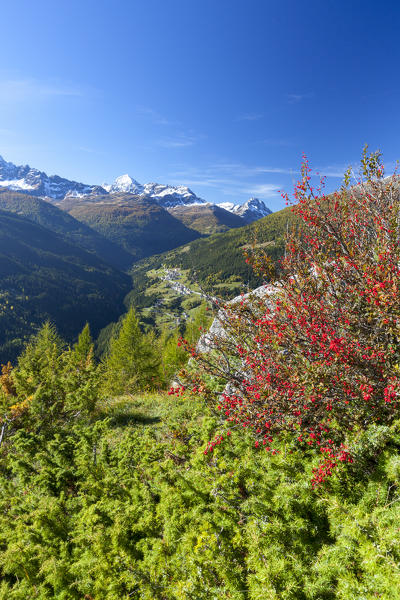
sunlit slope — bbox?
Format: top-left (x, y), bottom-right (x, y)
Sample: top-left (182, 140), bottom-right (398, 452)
top-left (168, 203), bottom-right (246, 234)
top-left (66, 194), bottom-right (202, 260)
top-left (127, 207), bottom-right (294, 327)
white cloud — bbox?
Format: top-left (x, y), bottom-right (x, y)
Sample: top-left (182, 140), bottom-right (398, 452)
top-left (76, 146), bottom-right (106, 156)
top-left (157, 133), bottom-right (205, 148)
top-left (0, 128), bottom-right (15, 135)
top-left (174, 177), bottom-right (238, 189)
top-left (236, 112), bottom-right (263, 121)
top-left (286, 93), bottom-right (313, 104)
top-left (157, 137), bottom-right (195, 148)
top-left (314, 164), bottom-right (350, 178)
top-left (0, 79), bottom-right (84, 103)
top-left (136, 106), bottom-right (174, 126)
top-left (243, 183), bottom-right (281, 198)
top-left (166, 162), bottom-right (285, 202)
top-left (200, 162), bottom-right (295, 177)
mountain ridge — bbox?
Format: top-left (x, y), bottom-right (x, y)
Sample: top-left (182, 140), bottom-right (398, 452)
top-left (218, 197), bottom-right (272, 223)
top-left (0, 155), bottom-right (272, 222)
top-left (65, 193), bottom-right (202, 260)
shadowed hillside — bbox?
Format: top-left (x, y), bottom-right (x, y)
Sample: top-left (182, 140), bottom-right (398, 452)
top-left (0, 209), bottom-right (131, 361)
top-left (0, 189), bottom-right (134, 270)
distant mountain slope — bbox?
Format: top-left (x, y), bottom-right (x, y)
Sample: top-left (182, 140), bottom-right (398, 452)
top-left (0, 156), bottom-right (207, 207)
top-left (104, 174), bottom-right (206, 207)
top-left (0, 157), bottom-right (273, 228)
top-left (218, 197), bottom-right (272, 223)
top-left (0, 155), bottom-right (106, 199)
top-left (0, 209), bottom-right (131, 362)
top-left (168, 203), bottom-right (246, 234)
top-left (65, 193), bottom-right (202, 260)
top-left (0, 189), bottom-right (134, 270)
top-left (127, 207), bottom-right (295, 329)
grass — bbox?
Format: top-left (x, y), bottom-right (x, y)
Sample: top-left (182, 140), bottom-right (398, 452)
top-left (97, 393), bottom-right (165, 435)
top-left (95, 391), bottom-right (218, 471)
top-left (96, 391), bottom-right (207, 442)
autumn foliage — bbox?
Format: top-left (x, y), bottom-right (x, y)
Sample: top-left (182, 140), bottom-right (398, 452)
top-left (188, 149), bottom-right (400, 484)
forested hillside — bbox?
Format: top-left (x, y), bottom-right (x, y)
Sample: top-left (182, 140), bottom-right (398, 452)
top-left (168, 202), bottom-right (246, 234)
top-left (127, 206), bottom-right (294, 329)
top-left (0, 209), bottom-right (130, 361)
top-left (0, 187), bottom-right (284, 361)
top-left (64, 194), bottom-right (202, 260)
top-left (0, 189), bottom-right (134, 270)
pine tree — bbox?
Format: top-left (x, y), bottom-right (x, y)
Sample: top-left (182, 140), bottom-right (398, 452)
top-left (72, 322), bottom-right (93, 366)
top-left (102, 307), bottom-right (160, 396)
top-left (9, 322), bottom-right (66, 430)
top-left (184, 302), bottom-right (211, 345)
top-left (159, 325), bottom-right (187, 384)
top-left (63, 322), bottom-right (99, 415)
top-left (13, 321), bottom-right (64, 397)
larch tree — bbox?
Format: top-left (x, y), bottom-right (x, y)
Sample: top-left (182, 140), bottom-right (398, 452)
top-left (102, 306), bottom-right (160, 396)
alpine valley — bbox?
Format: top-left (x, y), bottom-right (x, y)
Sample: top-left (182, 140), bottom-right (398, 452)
top-left (0, 155), bottom-right (276, 360)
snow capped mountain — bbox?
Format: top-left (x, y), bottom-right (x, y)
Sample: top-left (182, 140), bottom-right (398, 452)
top-left (0, 156), bottom-right (271, 222)
top-left (234, 197), bottom-right (272, 222)
top-left (104, 174), bottom-right (206, 207)
top-left (0, 155), bottom-right (106, 200)
top-left (142, 182), bottom-right (205, 207)
top-left (103, 174), bottom-right (143, 195)
top-left (218, 202), bottom-right (236, 212)
top-left (217, 197), bottom-right (272, 223)
top-left (0, 156), bottom-right (206, 207)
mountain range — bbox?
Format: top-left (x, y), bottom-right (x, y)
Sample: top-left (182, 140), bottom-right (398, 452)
top-left (218, 197), bottom-right (272, 223)
top-left (0, 155), bottom-right (272, 221)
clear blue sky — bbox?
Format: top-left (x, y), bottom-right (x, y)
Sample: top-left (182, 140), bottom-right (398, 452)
top-left (1, 0), bottom-right (399, 210)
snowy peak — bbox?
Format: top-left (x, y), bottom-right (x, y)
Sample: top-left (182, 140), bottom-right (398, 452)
top-left (104, 174), bottom-right (144, 194)
top-left (142, 182), bottom-right (205, 207)
top-left (0, 156), bottom-right (106, 200)
top-left (0, 156), bottom-right (270, 222)
top-left (218, 202), bottom-right (236, 212)
top-left (0, 156), bottom-right (206, 207)
top-left (236, 197), bottom-right (272, 222)
top-left (103, 174), bottom-right (206, 207)
top-left (217, 197), bottom-right (272, 223)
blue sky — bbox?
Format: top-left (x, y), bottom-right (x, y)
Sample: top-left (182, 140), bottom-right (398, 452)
top-left (1, 0), bottom-right (399, 210)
